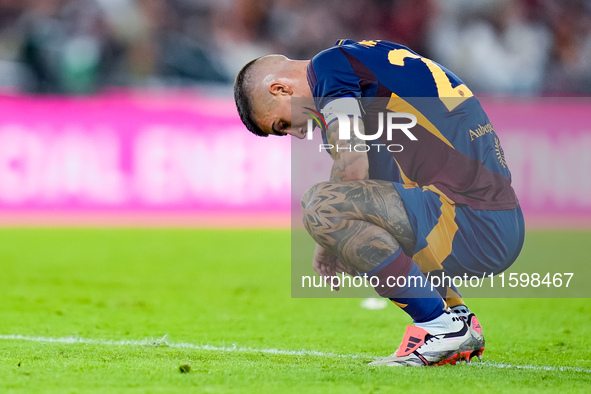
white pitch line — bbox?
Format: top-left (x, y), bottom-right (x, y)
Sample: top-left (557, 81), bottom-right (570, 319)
top-left (466, 361), bottom-right (591, 374)
top-left (1, 334), bottom-right (590, 374)
top-left (0, 334), bottom-right (362, 359)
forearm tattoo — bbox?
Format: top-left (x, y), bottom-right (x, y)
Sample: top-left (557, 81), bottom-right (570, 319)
top-left (326, 118), bottom-right (369, 181)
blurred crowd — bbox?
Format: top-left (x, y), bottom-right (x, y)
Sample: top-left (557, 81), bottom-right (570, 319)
top-left (0, 0), bottom-right (590, 95)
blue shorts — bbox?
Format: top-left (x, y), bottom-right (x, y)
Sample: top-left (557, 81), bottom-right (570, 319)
top-left (393, 183), bottom-right (525, 277)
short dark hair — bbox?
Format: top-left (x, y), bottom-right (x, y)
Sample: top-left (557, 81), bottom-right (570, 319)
top-left (234, 58), bottom-right (268, 137)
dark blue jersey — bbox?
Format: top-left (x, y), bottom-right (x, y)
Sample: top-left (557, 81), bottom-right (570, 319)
top-left (306, 39), bottom-right (518, 210)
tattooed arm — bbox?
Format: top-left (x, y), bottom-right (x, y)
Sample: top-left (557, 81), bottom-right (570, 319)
top-left (326, 118), bottom-right (369, 181)
top-left (312, 117), bottom-right (369, 284)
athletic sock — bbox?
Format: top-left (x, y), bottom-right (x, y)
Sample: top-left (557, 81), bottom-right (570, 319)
top-left (415, 309), bottom-right (464, 335)
top-left (363, 248), bottom-right (446, 324)
top-left (425, 269), bottom-right (464, 307)
top-left (444, 287), bottom-right (465, 309)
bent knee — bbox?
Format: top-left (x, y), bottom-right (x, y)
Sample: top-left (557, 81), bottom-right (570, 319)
top-left (301, 181), bottom-right (354, 210)
top-left (300, 181), bottom-right (345, 230)
top-left (301, 182), bottom-right (328, 211)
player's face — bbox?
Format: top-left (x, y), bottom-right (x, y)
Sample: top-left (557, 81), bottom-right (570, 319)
top-left (255, 94), bottom-right (310, 139)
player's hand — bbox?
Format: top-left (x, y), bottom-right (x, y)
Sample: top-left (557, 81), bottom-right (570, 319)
top-left (312, 244), bottom-right (355, 290)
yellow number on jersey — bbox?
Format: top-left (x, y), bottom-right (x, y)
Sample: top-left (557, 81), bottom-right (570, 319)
top-left (358, 40), bottom-right (380, 47)
top-left (388, 49), bottom-right (473, 111)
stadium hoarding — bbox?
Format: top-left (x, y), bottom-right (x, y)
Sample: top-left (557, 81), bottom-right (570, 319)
top-left (483, 98), bottom-right (591, 227)
top-left (290, 97), bottom-right (591, 298)
top-left (0, 92), bottom-right (291, 226)
top-left (0, 92), bottom-right (589, 230)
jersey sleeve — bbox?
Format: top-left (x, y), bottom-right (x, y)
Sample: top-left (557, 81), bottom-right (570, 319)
top-left (308, 43), bottom-right (363, 110)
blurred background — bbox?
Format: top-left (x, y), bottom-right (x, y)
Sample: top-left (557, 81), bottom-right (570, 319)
top-left (0, 0), bottom-right (589, 227)
top-left (0, 0), bottom-right (590, 95)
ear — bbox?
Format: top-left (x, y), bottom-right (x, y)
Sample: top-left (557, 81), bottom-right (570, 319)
top-left (269, 79), bottom-right (293, 96)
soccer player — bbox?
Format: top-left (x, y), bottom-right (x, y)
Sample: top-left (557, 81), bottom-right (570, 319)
top-left (233, 39), bottom-right (524, 366)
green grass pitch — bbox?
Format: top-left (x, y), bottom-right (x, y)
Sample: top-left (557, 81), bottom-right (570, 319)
top-left (1, 228), bottom-right (590, 393)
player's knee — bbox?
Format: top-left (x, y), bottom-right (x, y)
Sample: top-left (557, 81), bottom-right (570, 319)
top-left (301, 182), bottom-right (326, 212)
top-left (301, 182), bottom-right (335, 231)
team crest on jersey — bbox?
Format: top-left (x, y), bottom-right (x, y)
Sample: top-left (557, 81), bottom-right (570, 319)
top-left (495, 137), bottom-right (507, 168)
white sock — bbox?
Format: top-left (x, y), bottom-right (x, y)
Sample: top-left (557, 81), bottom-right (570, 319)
top-left (415, 310), bottom-right (464, 336)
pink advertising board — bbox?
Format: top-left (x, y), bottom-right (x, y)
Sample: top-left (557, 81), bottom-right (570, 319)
top-left (0, 93), bottom-right (588, 227)
top-left (482, 98), bottom-right (591, 227)
top-left (0, 92), bottom-right (291, 226)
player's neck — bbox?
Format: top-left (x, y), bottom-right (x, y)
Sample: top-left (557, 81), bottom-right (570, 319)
top-left (288, 60), bottom-right (312, 97)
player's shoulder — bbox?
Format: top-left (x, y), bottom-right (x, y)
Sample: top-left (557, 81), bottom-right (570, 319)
top-left (308, 41), bottom-right (354, 84)
top-left (332, 39), bottom-right (407, 49)
top-left (310, 40), bottom-right (348, 65)
top-left (312, 39), bottom-right (414, 64)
